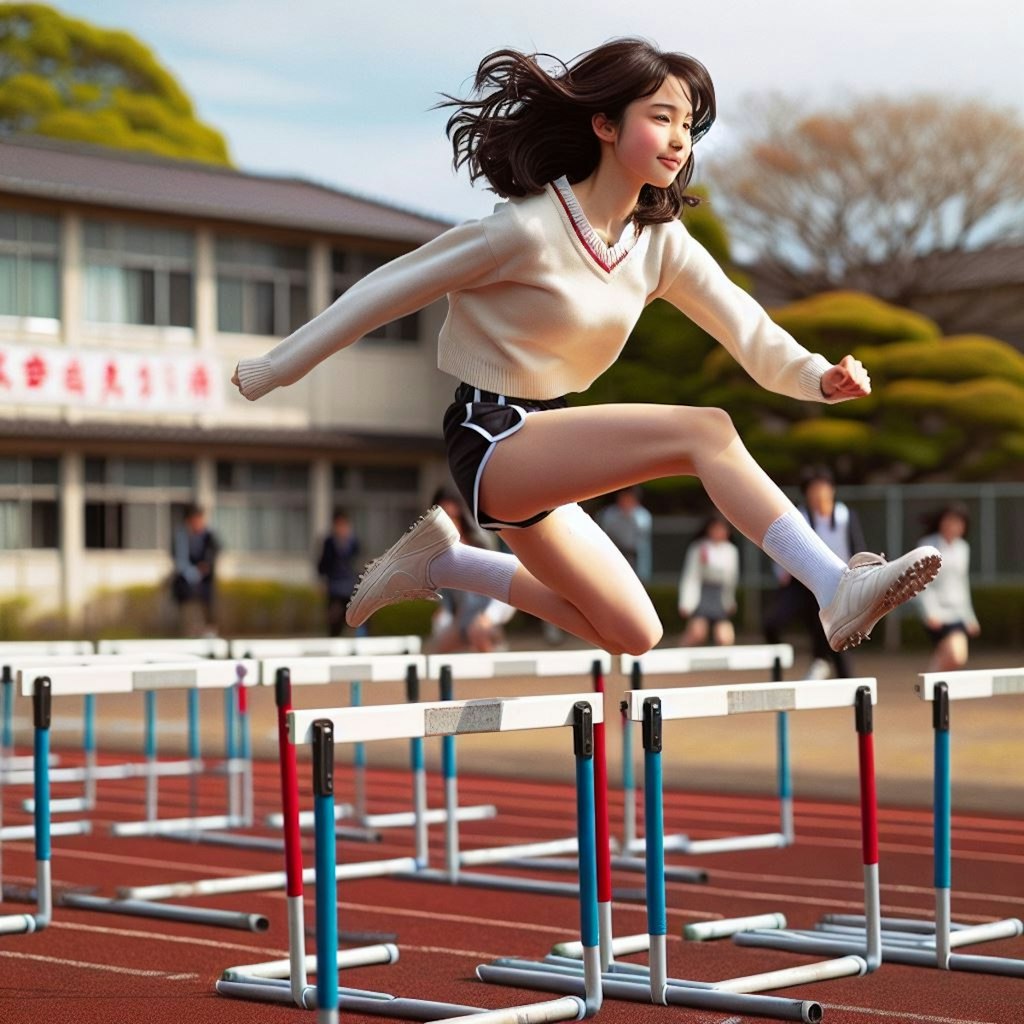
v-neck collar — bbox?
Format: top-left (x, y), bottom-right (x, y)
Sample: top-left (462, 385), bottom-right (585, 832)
top-left (549, 176), bottom-right (643, 275)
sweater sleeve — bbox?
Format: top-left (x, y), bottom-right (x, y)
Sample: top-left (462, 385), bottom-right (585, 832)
top-left (235, 219), bottom-right (502, 400)
top-left (658, 226), bottom-right (846, 405)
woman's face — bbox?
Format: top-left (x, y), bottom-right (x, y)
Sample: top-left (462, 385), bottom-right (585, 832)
top-left (707, 519), bottom-right (728, 542)
top-left (600, 75), bottom-right (694, 190)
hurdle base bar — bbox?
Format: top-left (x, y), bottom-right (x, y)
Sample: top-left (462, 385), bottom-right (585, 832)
top-left (735, 930), bottom-right (1024, 977)
top-left (218, 978), bottom-right (485, 1018)
top-left (221, 943), bottom-right (400, 981)
top-left (626, 831), bottom-right (789, 856)
top-left (59, 892), bottom-right (270, 932)
top-left (121, 854), bottom-right (420, 902)
top-left (501, 854), bottom-right (707, 886)
top-left (263, 802), bottom-right (494, 831)
top-left (111, 813), bottom-right (246, 837)
top-left (459, 836), bottom-right (579, 868)
top-left (404, 867), bottom-right (645, 902)
top-left (5, 758), bottom-right (201, 786)
top-left (0, 820), bottom-right (91, 842)
top-left (477, 963), bottom-right (821, 1023)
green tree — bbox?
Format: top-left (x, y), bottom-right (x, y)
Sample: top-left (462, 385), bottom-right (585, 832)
top-left (0, 3), bottom-right (230, 164)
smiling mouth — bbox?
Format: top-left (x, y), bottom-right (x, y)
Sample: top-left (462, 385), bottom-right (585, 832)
top-left (658, 157), bottom-right (681, 169)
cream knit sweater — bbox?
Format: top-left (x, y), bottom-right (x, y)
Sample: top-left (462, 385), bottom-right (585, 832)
top-left (235, 176), bottom-right (838, 404)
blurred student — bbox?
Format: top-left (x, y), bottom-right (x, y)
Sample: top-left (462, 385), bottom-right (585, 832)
top-left (317, 508), bottom-right (361, 637)
top-left (429, 488), bottom-right (514, 653)
top-left (917, 502), bottom-right (979, 671)
top-left (598, 486), bottom-right (653, 582)
top-left (763, 466), bottom-right (865, 678)
top-left (171, 504), bottom-right (219, 637)
top-left (677, 513), bottom-right (739, 646)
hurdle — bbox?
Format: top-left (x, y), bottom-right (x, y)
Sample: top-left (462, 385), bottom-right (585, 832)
top-left (620, 644), bottom-right (795, 857)
top-left (0, 676), bottom-right (54, 936)
top-left (125, 654), bottom-right (434, 903)
top-left (402, 651), bottom-right (619, 901)
top-left (484, 677), bottom-right (882, 1023)
top-left (744, 667), bottom-right (1024, 977)
top-left (216, 664), bottom-right (407, 1010)
top-left (1, 640), bottom-right (93, 771)
top-left (290, 690), bottom-right (603, 1024)
top-left (13, 662), bottom-right (266, 933)
top-left (95, 637), bottom-right (246, 833)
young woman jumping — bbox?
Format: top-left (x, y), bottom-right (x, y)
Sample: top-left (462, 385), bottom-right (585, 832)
top-left (233, 37), bottom-right (940, 655)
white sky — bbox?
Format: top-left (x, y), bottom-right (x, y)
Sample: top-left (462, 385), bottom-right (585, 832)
top-left (59, 0), bottom-right (1024, 224)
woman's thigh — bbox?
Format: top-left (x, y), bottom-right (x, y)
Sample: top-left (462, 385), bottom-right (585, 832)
top-left (480, 403), bottom-right (731, 525)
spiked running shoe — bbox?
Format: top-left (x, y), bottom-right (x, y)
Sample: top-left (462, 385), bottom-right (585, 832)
top-left (819, 546), bottom-right (942, 653)
top-left (345, 506), bottom-right (459, 628)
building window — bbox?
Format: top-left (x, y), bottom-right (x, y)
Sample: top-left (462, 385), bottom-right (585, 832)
top-left (215, 237), bottom-right (308, 336)
top-left (332, 463), bottom-right (421, 557)
top-left (0, 208), bottom-right (60, 320)
top-left (332, 249), bottom-right (420, 342)
top-left (82, 220), bottom-right (194, 328)
top-left (215, 459), bottom-right (309, 552)
top-left (83, 457), bottom-right (195, 550)
top-left (0, 456), bottom-right (59, 549)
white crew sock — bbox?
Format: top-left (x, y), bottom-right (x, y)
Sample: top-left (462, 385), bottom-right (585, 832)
top-left (762, 509), bottom-right (847, 608)
top-left (430, 542), bottom-right (518, 603)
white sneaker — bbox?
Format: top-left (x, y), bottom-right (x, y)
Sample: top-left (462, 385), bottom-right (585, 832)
top-left (819, 546), bottom-right (941, 652)
top-left (807, 658), bottom-right (833, 680)
top-left (345, 507), bottom-right (459, 628)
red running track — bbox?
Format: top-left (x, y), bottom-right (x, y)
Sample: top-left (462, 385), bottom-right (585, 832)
top-left (0, 752), bottom-right (1020, 1024)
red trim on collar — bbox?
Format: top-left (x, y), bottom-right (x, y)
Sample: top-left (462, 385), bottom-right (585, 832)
top-left (552, 184), bottom-right (632, 273)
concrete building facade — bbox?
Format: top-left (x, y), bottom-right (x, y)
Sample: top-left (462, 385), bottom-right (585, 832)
top-left (0, 137), bottom-right (461, 627)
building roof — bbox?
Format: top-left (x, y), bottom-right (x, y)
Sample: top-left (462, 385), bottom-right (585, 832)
top-left (0, 135), bottom-right (455, 243)
top-left (0, 416), bottom-right (445, 455)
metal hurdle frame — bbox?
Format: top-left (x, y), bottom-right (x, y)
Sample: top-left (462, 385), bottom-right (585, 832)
top-left (620, 644), bottom-right (796, 858)
top-left (14, 662), bottom-right (267, 933)
top-left (290, 690), bottom-right (603, 1024)
top-left (7, 652), bottom-right (213, 819)
top-left (125, 654), bottom-right (436, 904)
top-left (95, 637), bottom-right (248, 834)
top-left (0, 677), bottom-right (54, 936)
top-left (216, 665), bottom-right (408, 1012)
top-left (748, 667), bottom-right (1024, 977)
top-left (411, 650), bottom-right (654, 915)
top-left (1, 640), bottom-right (93, 771)
top-left (479, 677), bottom-right (861, 1023)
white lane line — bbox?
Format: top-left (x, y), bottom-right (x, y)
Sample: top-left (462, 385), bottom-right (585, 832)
top-left (0, 949), bottom-right (198, 980)
top-left (822, 1003), bottom-right (1002, 1024)
top-left (51, 921), bottom-right (287, 957)
top-left (400, 943), bottom-right (508, 960)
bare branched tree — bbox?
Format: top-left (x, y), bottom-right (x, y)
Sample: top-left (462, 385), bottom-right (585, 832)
top-left (706, 95), bottom-right (1024, 304)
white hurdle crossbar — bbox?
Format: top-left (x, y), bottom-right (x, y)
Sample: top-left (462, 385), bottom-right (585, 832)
top-left (289, 691), bottom-right (602, 1024)
top-left (761, 667), bottom-right (1024, 977)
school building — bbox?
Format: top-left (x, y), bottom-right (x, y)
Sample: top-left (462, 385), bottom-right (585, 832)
top-left (0, 136), bottom-right (460, 627)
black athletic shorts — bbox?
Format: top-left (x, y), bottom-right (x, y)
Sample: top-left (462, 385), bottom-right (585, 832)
top-left (925, 621), bottom-right (968, 645)
top-left (442, 382), bottom-right (568, 531)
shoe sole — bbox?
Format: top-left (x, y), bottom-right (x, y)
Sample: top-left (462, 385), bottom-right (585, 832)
top-left (829, 552), bottom-right (942, 653)
top-left (345, 509), bottom-right (445, 628)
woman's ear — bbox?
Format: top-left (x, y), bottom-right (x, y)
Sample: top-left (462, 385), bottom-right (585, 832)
top-left (591, 112), bottom-right (617, 142)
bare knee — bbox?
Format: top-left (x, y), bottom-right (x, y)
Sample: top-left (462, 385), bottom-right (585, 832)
top-left (690, 406), bottom-right (737, 450)
top-left (595, 607), bottom-right (663, 657)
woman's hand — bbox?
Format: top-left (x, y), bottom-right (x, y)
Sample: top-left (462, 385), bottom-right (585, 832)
top-left (821, 355), bottom-right (871, 399)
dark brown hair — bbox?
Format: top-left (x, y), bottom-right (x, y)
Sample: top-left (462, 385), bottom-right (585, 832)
top-left (438, 38), bottom-right (716, 226)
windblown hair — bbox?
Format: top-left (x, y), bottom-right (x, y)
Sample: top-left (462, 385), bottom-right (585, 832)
top-left (438, 38), bottom-right (716, 226)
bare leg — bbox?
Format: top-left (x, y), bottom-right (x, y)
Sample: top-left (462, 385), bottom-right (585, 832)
top-left (482, 404), bottom-right (790, 546)
top-left (681, 617), bottom-right (710, 646)
top-left (929, 630), bottom-right (968, 672)
top-left (713, 619), bottom-right (736, 646)
top-left (500, 504), bottom-right (662, 655)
